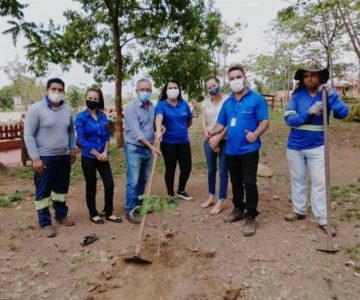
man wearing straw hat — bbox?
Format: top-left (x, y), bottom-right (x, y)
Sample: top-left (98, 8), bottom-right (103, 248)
top-left (284, 63), bottom-right (349, 236)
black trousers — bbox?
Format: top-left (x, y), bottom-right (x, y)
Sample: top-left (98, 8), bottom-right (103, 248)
top-left (81, 156), bottom-right (114, 218)
top-left (226, 151), bottom-right (259, 219)
top-left (160, 142), bottom-right (192, 196)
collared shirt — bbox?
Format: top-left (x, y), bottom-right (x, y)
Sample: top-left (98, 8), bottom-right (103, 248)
top-left (284, 87), bottom-right (349, 150)
top-left (124, 98), bottom-right (155, 146)
top-left (217, 89), bottom-right (269, 155)
top-left (75, 109), bottom-right (110, 159)
top-left (155, 98), bottom-right (192, 144)
top-left (45, 96), bottom-right (64, 108)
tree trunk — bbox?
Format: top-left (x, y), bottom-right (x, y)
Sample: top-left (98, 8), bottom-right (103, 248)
top-left (336, 0), bottom-right (360, 61)
top-left (106, 0), bottom-right (124, 148)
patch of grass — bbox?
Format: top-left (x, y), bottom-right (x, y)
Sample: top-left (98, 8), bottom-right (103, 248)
top-left (193, 160), bottom-right (207, 170)
top-left (0, 191), bottom-right (24, 207)
top-left (70, 160), bottom-right (84, 183)
top-left (6, 166), bottom-right (33, 180)
top-left (78, 276), bottom-right (90, 286)
top-left (332, 183), bottom-right (360, 222)
top-left (269, 110), bottom-right (285, 124)
top-left (346, 244), bottom-right (360, 261)
top-left (8, 241), bottom-right (18, 251)
top-left (24, 259), bottom-right (48, 278)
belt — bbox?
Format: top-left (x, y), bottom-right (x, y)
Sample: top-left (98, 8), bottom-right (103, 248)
top-left (126, 142), bottom-right (147, 149)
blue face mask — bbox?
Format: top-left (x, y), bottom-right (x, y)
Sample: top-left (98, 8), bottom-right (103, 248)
top-left (209, 86), bottom-right (220, 96)
top-left (138, 92), bottom-right (151, 103)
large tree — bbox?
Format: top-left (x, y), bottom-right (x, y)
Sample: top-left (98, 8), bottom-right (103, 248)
top-left (277, 1), bottom-right (343, 84)
top-left (3, 0), bottom-right (221, 146)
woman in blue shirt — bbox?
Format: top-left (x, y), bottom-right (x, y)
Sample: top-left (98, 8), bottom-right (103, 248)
top-left (75, 88), bottom-right (121, 224)
top-left (155, 80), bottom-right (193, 200)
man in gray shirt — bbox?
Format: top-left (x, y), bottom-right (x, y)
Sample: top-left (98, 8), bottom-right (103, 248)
top-left (24, 78), bottom-right (76, 237)
top-left (124, 78), bottom-right (160, 224)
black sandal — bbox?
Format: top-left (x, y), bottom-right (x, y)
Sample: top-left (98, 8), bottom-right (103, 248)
top-left (81, 234), bottom-right (99, 246)
top-left (90, 215), bottom-right (104, 224)
top-left (105, 215), bottom-right (122, 223)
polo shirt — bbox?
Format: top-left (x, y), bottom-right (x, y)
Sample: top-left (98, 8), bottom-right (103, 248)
top-left (155, 99), bottom-right (192, 144)
top-left (217, 89), bottom-right (269, 155)
top-left (75, 109), bottom-right (110, 159)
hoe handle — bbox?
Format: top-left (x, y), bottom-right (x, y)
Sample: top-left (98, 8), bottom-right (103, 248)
top-left (134, 141), bottom-right (160, 256)
top-left (322, 88), bottom-right (333, 248)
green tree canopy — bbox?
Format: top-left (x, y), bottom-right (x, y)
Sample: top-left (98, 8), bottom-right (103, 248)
top-left (3, 0), bottom-right (222, 146)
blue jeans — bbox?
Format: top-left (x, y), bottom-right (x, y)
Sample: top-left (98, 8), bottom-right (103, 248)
top-left (287, 146), bottom-right (327, 225)
top-left (204, 140), bottom-right (228, 200)
top-left (125, 143), bottom-right (152, 213)
top-left (34, 155), bottom-right (71, 227)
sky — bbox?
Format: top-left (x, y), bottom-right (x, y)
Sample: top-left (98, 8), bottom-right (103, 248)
top-left (0, 0), bottom-right (289, 97)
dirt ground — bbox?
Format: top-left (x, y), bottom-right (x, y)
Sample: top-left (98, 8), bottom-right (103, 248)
top-left (1, 117), bottom-right (360, 300)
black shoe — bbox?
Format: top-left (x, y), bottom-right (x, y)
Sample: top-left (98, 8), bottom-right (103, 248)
top-left (176, 191), bottom-right (192, 201)
top-left (126, 211), bottom-right (141, 224)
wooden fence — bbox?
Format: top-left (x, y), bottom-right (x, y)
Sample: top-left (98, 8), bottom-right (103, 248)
top-left (0, 123), bottom-right (30, 165)
top-left (262, 94), bottom-right (288, 112)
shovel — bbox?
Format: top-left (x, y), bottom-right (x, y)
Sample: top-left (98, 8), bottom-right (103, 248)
top-left (124, 142), bottom-right (161, 264)
top-left (316, 88), bottom-right (340, 254)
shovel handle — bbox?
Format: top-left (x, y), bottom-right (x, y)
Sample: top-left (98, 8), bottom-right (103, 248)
top-left (134, 141), bottom-right (161, 256)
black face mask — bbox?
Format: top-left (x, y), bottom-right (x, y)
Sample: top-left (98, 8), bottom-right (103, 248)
top-left (86, 100), bottom-right (99, 110)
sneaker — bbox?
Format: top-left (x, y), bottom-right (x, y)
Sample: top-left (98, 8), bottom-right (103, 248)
top-left (319, 224), bottom-right (337, 237)
top-left (223, 207), bottom-right (244, 223)
top-left (176, 191), bottom-right (193, 201)
top-left (284, 212), bottom-right (306, 222)
top-left (243, 218), bottom-right (256, 237)
top-left (126, 211), bottom-right (141, 224)
top-left (42, 225), bottom-right (56, 238)
top-left (57, 216), bottom-right (75, 226)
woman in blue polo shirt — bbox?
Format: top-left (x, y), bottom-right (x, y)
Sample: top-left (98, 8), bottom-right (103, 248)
top-left (155, 80), bottom-right (193, 200)
top-left (75, 88), bottom-right (121, 224)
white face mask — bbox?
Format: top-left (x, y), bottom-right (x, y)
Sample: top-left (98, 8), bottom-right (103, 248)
top-left (48, 92), bottom-right (65, 103)
top-left (230, 79), bottom-right (245, 93)
top-left (167, 88), bottom-right (180, 99)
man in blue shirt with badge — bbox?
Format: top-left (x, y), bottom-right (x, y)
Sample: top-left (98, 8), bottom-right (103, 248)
top-left (124, 78), bottom-right (160, 224)
top-left (209, 65), bottom-right (269, 236)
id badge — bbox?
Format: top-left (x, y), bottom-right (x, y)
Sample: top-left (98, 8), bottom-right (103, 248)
top-left (230, 118), bottom-right (236, 127)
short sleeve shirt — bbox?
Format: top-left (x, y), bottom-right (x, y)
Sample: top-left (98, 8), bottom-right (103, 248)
top-left (217, 89), bottom-right (269, 155)
top-left (155, 99), bottom-right (192, 144)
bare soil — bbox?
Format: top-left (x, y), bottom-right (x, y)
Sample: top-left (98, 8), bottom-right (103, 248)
top-left (1, 118), bottom-right (360, 300)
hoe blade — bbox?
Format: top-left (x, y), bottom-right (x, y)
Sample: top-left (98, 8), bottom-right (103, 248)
top-left (123, 255), bottom-right (152, 264)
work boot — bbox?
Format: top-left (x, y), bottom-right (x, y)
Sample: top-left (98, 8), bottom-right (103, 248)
top-left (284, 212), bottom-right (306, 222)
top-left (243, 218), bottom-right (256, 237)
top-left (223, 207), bottom-right (243, 223)
top-left (319, 224), bottom-right (337, 237)
top-left (42, 225), bottom-right (56, 238)
top-left (57, 216), bottom-right (75, 226)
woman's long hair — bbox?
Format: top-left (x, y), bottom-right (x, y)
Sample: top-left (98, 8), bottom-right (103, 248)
top-left (159, 80), bottom-right (182, 101)
top-left (85, 88), bottom-right (104, 110)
